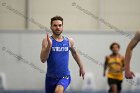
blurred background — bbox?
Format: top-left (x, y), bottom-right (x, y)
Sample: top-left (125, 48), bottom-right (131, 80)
top-left (0, 0), bottom-right (140, 93)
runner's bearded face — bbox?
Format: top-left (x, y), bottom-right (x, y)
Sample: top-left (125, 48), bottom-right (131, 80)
top-left (51, 20), bottom-right (63, 36)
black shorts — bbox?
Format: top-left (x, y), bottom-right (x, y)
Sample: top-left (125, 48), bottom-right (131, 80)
top-left (108, 78), bottom-right (123, 91)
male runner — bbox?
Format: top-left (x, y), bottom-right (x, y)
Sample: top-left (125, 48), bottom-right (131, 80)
top-left (40, 16), bottom-right (85, 93)
top-left (125, 30), bottom-right (140, 79)
top-left (103, 42), bottom-right (125, 93)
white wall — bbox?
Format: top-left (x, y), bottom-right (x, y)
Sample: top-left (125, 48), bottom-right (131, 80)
top-left (100, 0), bottom-right (140, 30)
top-left (0, 30), bottom-right (140, 91)
top-left (0, 0), bottom-right (26, 29)
top-left (0, 0), bottom-right (140, 30)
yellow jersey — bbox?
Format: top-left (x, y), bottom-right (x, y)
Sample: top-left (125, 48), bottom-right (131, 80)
top-left (107, 55), bottom-right (124, 80)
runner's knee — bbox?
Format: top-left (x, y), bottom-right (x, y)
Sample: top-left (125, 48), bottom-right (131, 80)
top-left (55, 85), bottom-right (64, 93)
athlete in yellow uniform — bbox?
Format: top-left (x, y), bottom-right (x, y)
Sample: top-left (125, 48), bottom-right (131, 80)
top-left (103, 42), bottom-right (125, 93)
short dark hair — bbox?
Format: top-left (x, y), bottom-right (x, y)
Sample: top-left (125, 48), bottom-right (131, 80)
top-left (110, 42), bottom-right (120, 50)
top-left (50, 16), bottom-right (63, 26)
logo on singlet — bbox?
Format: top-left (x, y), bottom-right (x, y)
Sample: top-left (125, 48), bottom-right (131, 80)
top-left (52, 47), bottom-right (69, 51)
